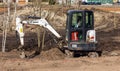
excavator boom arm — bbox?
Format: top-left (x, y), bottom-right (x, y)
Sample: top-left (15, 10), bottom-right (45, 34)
top-left (16, 16), bottom-right (61, 46)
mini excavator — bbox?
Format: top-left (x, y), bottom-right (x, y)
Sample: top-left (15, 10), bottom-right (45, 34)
top-left (16, 10), bottom-right (99, 58)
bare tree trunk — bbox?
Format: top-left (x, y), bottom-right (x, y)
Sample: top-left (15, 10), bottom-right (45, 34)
top-left (37, 27), bottom-right (41, 51)
top-left (2, 2), bottom-right (6, 52)
top-left (42, 28), bottom-right (46, 50)
top-left (2, 0), bottom-right (11, 52)
top-left (7, 0), bottom-right (10, 29)
top-left (32, 0), bottom-right (44, 52)
top-left (66, 0), bottom-right (67, 5)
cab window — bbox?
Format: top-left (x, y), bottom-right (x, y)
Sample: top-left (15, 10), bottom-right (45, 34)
top-left (72, 13), bottom-right (83, 28)
top-left (85, 12), bottom-right (93, 28)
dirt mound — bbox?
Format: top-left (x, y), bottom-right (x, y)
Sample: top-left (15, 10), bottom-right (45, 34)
top-left (39, 48), bottom-right (65, 60)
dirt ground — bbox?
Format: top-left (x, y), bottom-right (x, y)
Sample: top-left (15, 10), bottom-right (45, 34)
top-left (0, 5), bottom-right (120, 71)
top-left (0, 52), bottom-right (120, 71)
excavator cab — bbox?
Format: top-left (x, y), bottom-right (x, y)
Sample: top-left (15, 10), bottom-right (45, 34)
top-left (65, 10), bottom-right (98, 57)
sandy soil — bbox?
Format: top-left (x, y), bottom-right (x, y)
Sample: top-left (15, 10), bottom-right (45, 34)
top-left (0, 52), bottom-right (120, 71)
